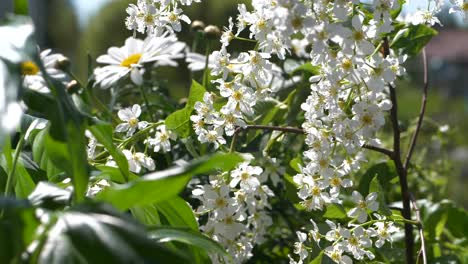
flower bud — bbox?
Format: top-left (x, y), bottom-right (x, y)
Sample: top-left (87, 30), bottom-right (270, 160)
top-left (191, 20), bottom-right (205, 32)
top-left (66, 80), bottom-right (80, 94)
top-left (55, 56), bottom-right (71, 71)
top-left (203, 25), bottom-right (221, 39)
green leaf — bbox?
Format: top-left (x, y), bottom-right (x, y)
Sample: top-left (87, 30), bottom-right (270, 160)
top-left (149, 227), bottom-right (231, 261)
top-left (155, 197), bottom-right (198, 230)
top-left (89, 123), bottom-right (129, 181)
top-left (358, 161), bottom-right (397, 196)
top-left (323, 204), bottom-right (347, 219)
top-left (391, 24), bottom-right (438, 57)
top-left (95, 165), bottom-right (138, 183)
top-left (27, 182), bottom-right (71, 209)
top-left (309, 251), bottom-right (324, 264)
top-left (28, 203), bottom-right (189, 264)
top-left (289, 157), bottom-right (302, 173)
top-left (165, 108), bottom-right (192, 138)
top-left (43, 126), bottom-right (89, 201)
top-left (390, 0), bottom-right (406, 19)
top-left (369, 177), bottom-right (392, 216)
top-left (96, 153), bottom-right (243, 210)
top-left (131, 204), bottom-right (161, 226)
top-left (165, 80), bottom-right (206, 138)
top-left (290, 62), bottom-right (321, 76)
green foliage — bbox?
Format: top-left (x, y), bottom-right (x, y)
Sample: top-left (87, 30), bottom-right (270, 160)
top-left (89, 123), bottom-right (130, 180)
top-left (165, 80), bottom-right (206, 138)
top-left (391, 24), bottom-right (438, 57)
top-left (96, 152), bottom-right (243, 210)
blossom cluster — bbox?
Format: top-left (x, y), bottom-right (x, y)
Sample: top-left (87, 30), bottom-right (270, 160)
top-left (125, 0), bottom-right (201, 35)
top-left (192, 160), bottom-right (274, 263)
top-left (291, 213), bottom-right (400, 264)
top-left (11, 0), bottom-right (462, 262)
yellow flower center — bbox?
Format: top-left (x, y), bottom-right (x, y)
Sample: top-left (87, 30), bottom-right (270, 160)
top-left (291, 17), bottom-right (303, 29)
top-left (168, 13), bottom-right (178, 22)
top-left (331, 177), bottom-right (342, 186)
top-left (342, 58), bottom-right (353, 71)
top-left (121, 53), bottom-right (142, 68)
top-left (353, 31), bottom-right (365, 41)
top-left (241, 172), bottom-right (250, 180)
top-left (128, 118), bottom-right (139, 127)
top-left (21, 61), bottom-right (40, 76)
top-left (463, 3), bottom-right (468, 11)
top-left (215, 198), bottom-right (226, 208)
top-left (233, 91), bottom-right (243, 101)
top-left (160, 133), bottom-right (169, 141)
top-left (312, 186), bottom-right (321, 196)
top-left (359, 200), bottom-right (367, 209)
top-left (361, 114), bottom-right (373, 126)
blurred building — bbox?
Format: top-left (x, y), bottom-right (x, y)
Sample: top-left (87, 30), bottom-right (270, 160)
top-left (426, 29), bottom-right (468, 99)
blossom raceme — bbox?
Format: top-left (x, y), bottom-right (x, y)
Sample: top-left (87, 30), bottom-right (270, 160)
top-left (94, 34), bottom-right (185, 89)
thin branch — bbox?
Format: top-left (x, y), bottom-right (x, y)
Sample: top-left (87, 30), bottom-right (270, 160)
top-left (362, 144), bottom-right (394, 158)
top-left (383, 37), bottom-right (414, 264)
top-left (404, 48), bottom-right (429, 170)
top-left (410, 193), bottom-right (427, 264)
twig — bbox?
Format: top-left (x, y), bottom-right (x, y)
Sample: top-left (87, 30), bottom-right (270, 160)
top-left (404, 48), bottom-right (429, 170)
top-left (362, 144), bottom-right (394, 158)
top-left (410, 193), bottom-right (427, 264)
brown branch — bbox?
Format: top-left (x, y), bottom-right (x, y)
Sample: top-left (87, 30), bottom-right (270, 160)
top-left (410, 193), bottom-right (427, 264)
top-left (404, 48), bottom-right (429, 170)
top-left (383, 37), bottom-right (415, 264)
top-left (362, 144), bottom-right (394, 158)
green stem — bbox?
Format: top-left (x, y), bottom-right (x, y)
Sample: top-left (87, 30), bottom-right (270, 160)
top-left (202, 41), bottom-right (211, 88)
top-left (139, 85), bottom-right (155, 122)
top-left (4, 136), bottom-right (25, 197)
top-left (234, 36), bottom-right (257, 43)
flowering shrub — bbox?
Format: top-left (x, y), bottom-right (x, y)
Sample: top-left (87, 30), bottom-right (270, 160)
top-left (0, 0), bottom-right (467, 263)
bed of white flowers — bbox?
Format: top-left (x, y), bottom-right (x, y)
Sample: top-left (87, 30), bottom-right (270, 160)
top-left (0, 0), bottom-right (467, 263)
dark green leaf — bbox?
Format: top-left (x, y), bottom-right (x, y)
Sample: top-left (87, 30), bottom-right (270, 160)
top-left (27, 182), bottom-right (71, 209)
top-left (358, 161), bottom-right (397, 196)
top-left (96, 153), bottom-right (243, 210)
top-left (156, 196), bottom-right (198, 230)
top-left (30, 203), bottom-right (188, 264)
top-left (391, 24), bottom-right (437, 57)
top-left (149, 227), bottom-right (231, 260)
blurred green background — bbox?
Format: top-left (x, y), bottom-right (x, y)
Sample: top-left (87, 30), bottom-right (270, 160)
top-left (4, 0), bottom-right (468, 207)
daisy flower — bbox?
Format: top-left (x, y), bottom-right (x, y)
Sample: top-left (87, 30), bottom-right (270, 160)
top-left (94, 34), bottom-right (185, 89)
top-left (21, 49), bottom-right (69, 93)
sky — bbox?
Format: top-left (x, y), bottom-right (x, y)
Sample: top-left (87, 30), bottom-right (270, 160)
top-left (70, 0), bottom-right (462, 28)
top-left (71, 0), bottom-right (111, 27)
